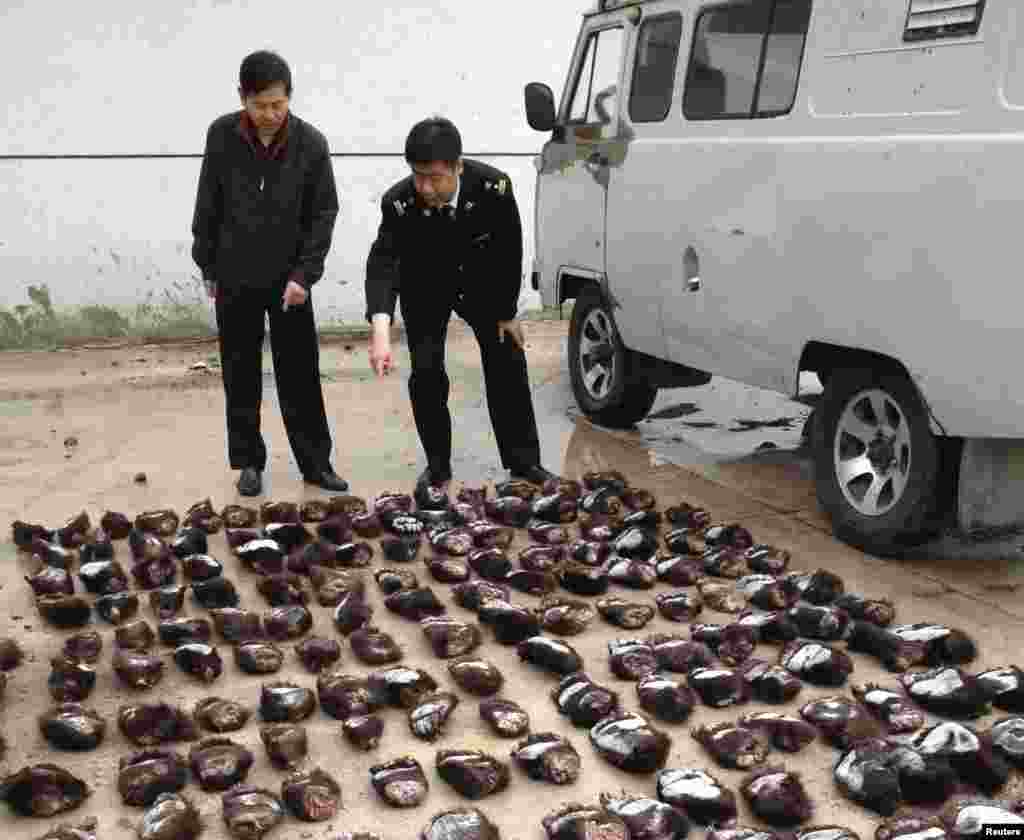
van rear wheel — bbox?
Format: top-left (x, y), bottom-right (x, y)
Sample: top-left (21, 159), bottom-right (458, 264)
top-left (812, 367), bottom-right (940, 556)
top-left (568, 286), bottom-right (658, 429)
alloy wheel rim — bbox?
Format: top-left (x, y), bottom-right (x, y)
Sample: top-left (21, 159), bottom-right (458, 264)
top-left (833, 388), bottom-right (912, 517)
top-left (578, 307), bottom-right (617, 401)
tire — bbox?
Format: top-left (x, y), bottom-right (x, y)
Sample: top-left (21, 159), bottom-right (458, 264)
top-left (812, 367), bottom-right (940, 556)
top-left (800, 404), bottom-right (819, 446)
top-left (568, 285), bottom-right (658, 429)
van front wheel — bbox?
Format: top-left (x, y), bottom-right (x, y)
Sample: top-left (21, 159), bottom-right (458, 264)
top-left (812, 367), bottom-right (940, 556)
top-left (568, 286), bottom-right (658, 429)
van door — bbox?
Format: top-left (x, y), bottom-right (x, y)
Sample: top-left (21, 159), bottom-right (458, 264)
top-left (659, 0), bottom-right (814, 390)
top-left (604, 3), bottom-right (685, 361)
top-left (535, 11), bottom-right (629, 303)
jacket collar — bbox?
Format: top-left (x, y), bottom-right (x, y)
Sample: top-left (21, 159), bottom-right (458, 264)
top-left (446, 176), bottom-right (461, 212)
top-left (237, 111), bottom-right (290, 159)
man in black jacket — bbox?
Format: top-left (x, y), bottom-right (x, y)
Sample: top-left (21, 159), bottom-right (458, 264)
top-left (365, 117), bottom-right (558, 490)
top-left (192, 50), bottom-right (348, 497)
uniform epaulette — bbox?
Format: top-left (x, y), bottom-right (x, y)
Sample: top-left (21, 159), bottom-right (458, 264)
top-left (384, 176), bottom-right (417, 217)
top-left (392, 195), bottom-right (415, 216)
top-left (484, 177), bottom-right (509, 196)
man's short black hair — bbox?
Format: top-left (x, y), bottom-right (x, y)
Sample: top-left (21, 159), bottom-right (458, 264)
top-left (405, 117), bottom-right (462, 168)
top-left (239, 50), bottom-right (292, 98)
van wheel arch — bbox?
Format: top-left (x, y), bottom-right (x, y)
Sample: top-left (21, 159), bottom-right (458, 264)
top-left (559, 272), bottom-right (599, 307)
top-left (799, 341), bottom-right (912, 390)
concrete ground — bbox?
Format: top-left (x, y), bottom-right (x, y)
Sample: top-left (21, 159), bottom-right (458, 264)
top-left (0, 319), bottom-right (1021, 839)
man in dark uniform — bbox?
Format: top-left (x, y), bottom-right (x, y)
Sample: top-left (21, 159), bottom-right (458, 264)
top-left (365, 117), bottom-right (558, 490)
top-left (191, 50), bottom-right (349, 497)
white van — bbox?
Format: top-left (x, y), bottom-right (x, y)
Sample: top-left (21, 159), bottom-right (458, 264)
top-left (523, 0), bottom-right (1024, 554)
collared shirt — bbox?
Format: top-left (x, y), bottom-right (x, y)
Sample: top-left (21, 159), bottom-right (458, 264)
top-left (237, 111), bottom-right (290, 160)
top-left (445, 176), bottom-right (461, 214)
top-left (420, 176), bottom-right (461, 218)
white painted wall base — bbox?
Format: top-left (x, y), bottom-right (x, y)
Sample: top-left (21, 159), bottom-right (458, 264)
top-left (0, 156), bottom-right (541, 324)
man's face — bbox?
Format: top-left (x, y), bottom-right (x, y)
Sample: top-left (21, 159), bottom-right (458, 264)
top-left (240, 82), bottom-right (290, 137)
top-left (411, 159), bottom-right (463, 208)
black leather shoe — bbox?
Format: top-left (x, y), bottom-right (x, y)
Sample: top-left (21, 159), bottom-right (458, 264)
top-left (237, 467), bottom-right (262, 497)
top-left (510, 464), bottom-right (560, 485)
top-left (416, 466), bottom-right (452, 489)
top-left (303, 467), bottom-right (350, 492)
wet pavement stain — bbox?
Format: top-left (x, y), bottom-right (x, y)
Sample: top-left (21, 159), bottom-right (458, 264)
top-left (729, 417), bottom-right (797, 432)
top-left (646, 402), bottom-right (701, 420)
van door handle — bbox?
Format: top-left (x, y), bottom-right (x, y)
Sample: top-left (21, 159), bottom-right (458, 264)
top-left (587, 151), bottom-right (608, 166)
top-left (683, 246), bottom-right (701, 291)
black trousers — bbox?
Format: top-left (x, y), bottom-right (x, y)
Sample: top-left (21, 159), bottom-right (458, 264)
top-left (215, 285), bottom-right (332, 476)
top-left (400, 292), bottom-right (541, 475)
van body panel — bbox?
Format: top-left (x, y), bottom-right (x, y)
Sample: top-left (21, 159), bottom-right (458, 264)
top-left (533, 0), bottom-right (1024, 438)
top-left (604, 0), bottom-right (685, 361)
top-left (534, 149), bottom-right (607, 306)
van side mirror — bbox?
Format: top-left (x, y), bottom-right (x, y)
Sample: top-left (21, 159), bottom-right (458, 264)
top-left (524, 82), bottom-right (556, 132)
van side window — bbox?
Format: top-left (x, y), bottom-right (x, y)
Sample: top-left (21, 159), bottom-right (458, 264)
top-left (683, 0), bottom-right (812, 120)
top-left (630, 14), bottom-right (684, 123)
top-left (758, 0), bottom-right (814, 113)
top-left (567, 27), bottom-right (625, 131)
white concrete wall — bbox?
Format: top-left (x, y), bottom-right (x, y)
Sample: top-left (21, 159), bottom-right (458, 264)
top-left (1, 0), bottom-right (584, 323)
top-left (0, 156), bottom-right (541, 324)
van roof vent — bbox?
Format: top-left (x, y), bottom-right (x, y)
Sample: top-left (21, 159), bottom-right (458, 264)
top-left (904, 0), bottom-right (985, 41)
